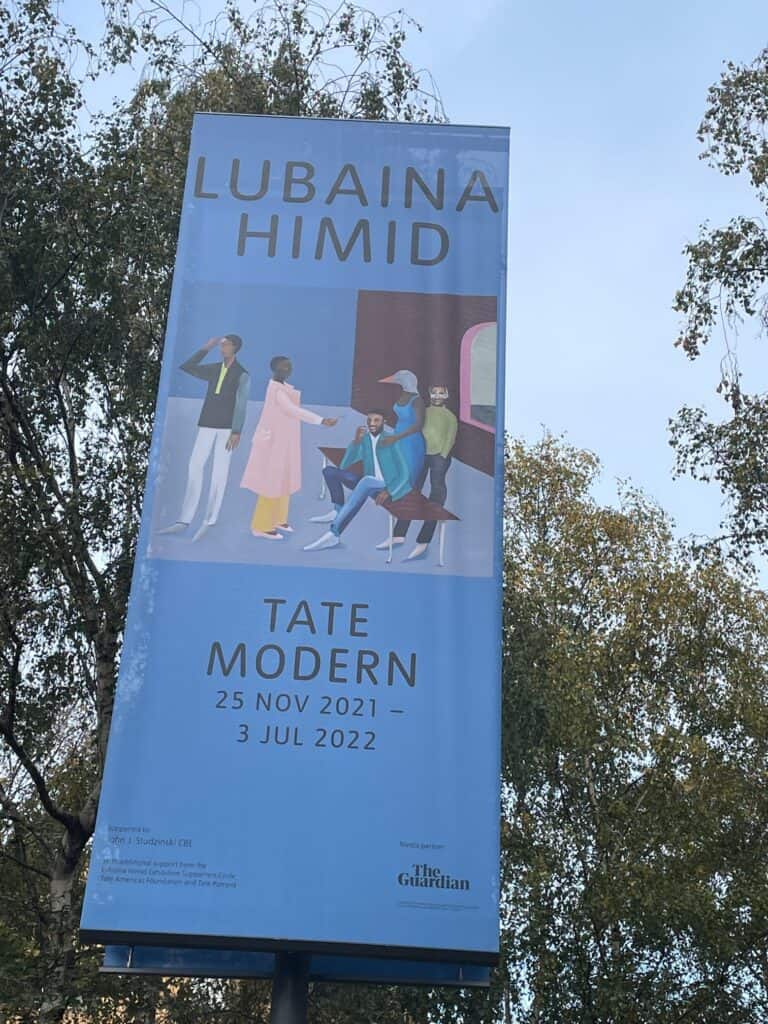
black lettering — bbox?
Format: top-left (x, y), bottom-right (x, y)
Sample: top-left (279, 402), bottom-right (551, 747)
top-left (255, 644), bottom-right (286, 680)
top-left (287, 600), bottom-right (316, 634)
top-left (405, 166), bottom-right (444, 210)
top-left (380, 165), bottom-right (391, 207)
top-left (194, 156), bottom-right (219, 199)
top-left (275, 726), bottom-right (290, 745)
top-left (350, 603), bottom-right (369, 637)
top-left (264, 598), bottom-right (286, 632)
top-left (207, 642), bottom-right (246, 678)
top-left (410, 222), bottom-right (449, 266)
top-left (356, 649), bottom-right (379, 685)
top-left (456, 169), bottom-right (499, 212)
top-left (315, 218), bottom-right (372, 262)
top-left (230, 158), bottom-right (270, 200)
top-left (320, 600), bottom-right (342, 634)
top-left (291, 216), bottom-right (303, 258)
top-left (325, 163), bottom-right (368, 205)
top-left (329, 647), bottom-right (349, 683)
top-left (388, 651), bottom-right (416, 687)
top-left (283, 161), bottom-right (316, 202)
top-left (294, 646), bottom-right (320, 681)
top-left (386, 220), bottom-right (396, 264)
top-left (237, 213), bottom-right (278, 257)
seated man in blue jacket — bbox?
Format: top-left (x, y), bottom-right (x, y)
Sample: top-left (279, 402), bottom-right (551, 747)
top-left (304, 409), bottom-right (411, 551)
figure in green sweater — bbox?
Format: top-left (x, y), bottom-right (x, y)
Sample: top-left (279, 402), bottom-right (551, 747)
top-left (392, 383), bottom-right (458, 561)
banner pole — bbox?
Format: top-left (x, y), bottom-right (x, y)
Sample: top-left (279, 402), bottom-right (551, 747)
top-left (269, 952), bottom-right (311, 1024)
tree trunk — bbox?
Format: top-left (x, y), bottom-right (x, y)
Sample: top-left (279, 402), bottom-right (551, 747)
top-left (38, 831), bottom-right (87, 1024)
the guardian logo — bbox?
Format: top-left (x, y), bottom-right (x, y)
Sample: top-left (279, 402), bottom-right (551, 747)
top-left (397, 863), bottom-right (470, 891)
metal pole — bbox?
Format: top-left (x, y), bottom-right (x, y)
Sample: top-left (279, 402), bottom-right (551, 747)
top-left (269, 952), bottom-right (310, 1024)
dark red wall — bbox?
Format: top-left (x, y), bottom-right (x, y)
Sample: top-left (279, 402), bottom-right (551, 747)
top-left (351, 291), bottom-right (497, 476)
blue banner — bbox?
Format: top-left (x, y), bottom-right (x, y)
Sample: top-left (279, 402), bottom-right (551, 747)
top-left (80, 114), bottom-right (509, 963)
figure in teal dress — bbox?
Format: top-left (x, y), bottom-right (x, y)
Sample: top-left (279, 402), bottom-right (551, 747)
top-left (377, 369), bottom-right (426, 484)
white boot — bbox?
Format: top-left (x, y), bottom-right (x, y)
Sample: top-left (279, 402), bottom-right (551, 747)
top-left (405, 542), bottom-right (428, 561)
top-left (157, 521), bottom-right (188, 535)
top-left (304, 531), bottom-right (340, 551)
top-left (309, 510), bottom-right (338, 524)
top-left (375, 536), bottom-right (405, 550)
top-left (192, 522), bottom-right (211, 542)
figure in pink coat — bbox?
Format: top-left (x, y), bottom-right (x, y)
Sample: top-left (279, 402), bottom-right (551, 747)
top-left (241, 355), bottom-right (336, 539)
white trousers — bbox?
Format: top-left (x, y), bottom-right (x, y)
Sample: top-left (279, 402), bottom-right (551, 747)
top-left (180, 427), bottom-right (232, 526)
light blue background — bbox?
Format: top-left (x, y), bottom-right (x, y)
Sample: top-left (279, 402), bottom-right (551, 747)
top-left (169, 284), bottom-right (357, 405)
top-left (81, 115), bottom-right (508, 958)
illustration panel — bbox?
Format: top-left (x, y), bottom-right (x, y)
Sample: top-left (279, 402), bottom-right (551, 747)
top-left (148, 285), bottom-right (498, 578)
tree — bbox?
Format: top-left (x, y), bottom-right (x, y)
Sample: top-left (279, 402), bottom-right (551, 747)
top-left (501, 436), bottom-right (768, 1023)
top-left (671, 46), bottom-right (768, 561)
top-left (0, 1), bottom-right (441, 1019)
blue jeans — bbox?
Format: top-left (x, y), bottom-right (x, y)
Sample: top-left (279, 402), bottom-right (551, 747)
top-left (323, 465), bottom-right (361, 509)
top-left (331, 476), bottom-right (385, 536)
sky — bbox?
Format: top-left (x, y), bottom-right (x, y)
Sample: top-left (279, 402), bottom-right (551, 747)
top-left (66, 0), bottom-right (768, 544)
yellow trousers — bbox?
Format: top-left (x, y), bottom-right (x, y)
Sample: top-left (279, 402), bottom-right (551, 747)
top-left (251, 495), bottom-right (290, 534)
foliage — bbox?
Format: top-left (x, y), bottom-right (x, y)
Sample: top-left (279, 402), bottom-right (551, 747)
top-left (672, 46), bottom-right (768, 559)
top-left (502, 436), bottom-right (768, 1022)
top-left (2, 3), bottom-right (767, 1022)
top-left (0, 1), bottom-right (440, 1020)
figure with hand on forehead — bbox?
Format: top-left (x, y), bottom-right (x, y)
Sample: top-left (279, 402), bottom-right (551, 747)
top-left (241, 355), bottom-right (336, 540)
top-left (158, 333), bottom-right (249, 543)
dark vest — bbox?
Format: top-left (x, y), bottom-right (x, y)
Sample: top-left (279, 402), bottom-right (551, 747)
top-left (198, 361), bottom-right (246, 429)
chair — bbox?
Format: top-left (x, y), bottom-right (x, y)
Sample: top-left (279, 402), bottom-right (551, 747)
top-left (318, 446), bottom-right (460, 566)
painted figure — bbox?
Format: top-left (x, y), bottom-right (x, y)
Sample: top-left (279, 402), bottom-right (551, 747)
top-left (304, 410), bottom-right (411, 552)
top-left (375, 368), bottom-right (426, 550)
top-left (395, 383), bottom-right (458, 561)
top-left (241, 356), bottom-right (336, 540)
top-left (377, 369), bottom-right (426, 478)
top-left (158, 334), bottom-right (249, 542)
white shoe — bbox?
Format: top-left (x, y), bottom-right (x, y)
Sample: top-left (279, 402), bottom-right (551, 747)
top-left (157, 521), bottom-right (188, 535)
top-left (309, 510), bottom-right (338, 524)
top-left (375, 536), bottom-right (405, 550)
top-left (304, 531), bottom-right (340, 551)
top-left (405, 543), bottom-right (428, 561)
top-left (251, 529), bottom-right (283, 540)
top-left (275, 523), bottom-right (294, 533)
top-left (192, 523), bottom-right (211, 542)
